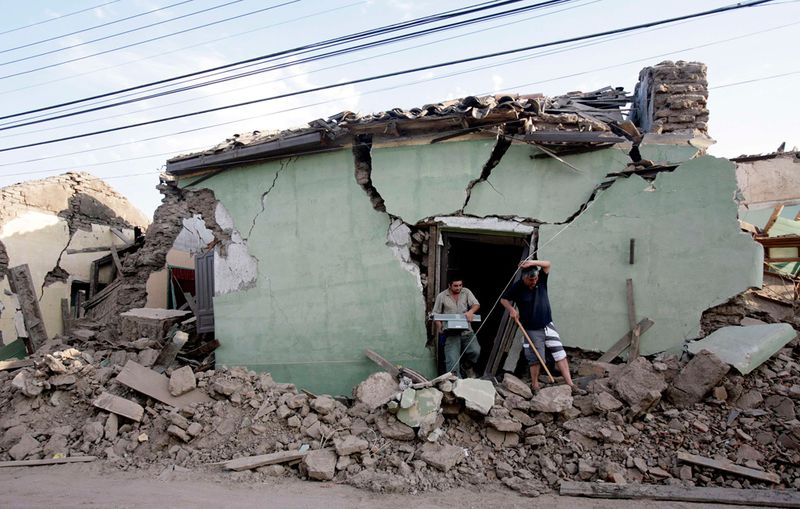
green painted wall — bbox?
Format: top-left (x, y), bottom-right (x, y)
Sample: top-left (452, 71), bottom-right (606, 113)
top-left (638, 144), bottom-right (700, 163)
top-left (538, 156), bottom-right (763, 356)
top-left (465, 145), bottom-right (630, 222)
top-left (370, 139), bottom-right (495, 223)
top-left (194, 151), bottom-right (434, 396)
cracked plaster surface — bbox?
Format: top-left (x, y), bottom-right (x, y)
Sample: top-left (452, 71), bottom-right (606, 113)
top-left (214, 202), bottom-right (258, 296)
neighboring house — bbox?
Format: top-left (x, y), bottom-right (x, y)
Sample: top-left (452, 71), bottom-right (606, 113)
top-left (0, 172), bottom-right (150, 355)
top-left (163, 61), bottom-right (763, 396)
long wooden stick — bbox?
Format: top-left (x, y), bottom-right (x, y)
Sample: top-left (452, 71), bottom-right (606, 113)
top-left (513, 317), bottom-right (555, 383)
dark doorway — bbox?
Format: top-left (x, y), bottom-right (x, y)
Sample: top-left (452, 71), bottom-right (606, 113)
top-left (438, 231), bottom-right (527, 375)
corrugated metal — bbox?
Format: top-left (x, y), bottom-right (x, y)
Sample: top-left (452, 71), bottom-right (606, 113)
top-left (195, 250), bottom-right (215, 334)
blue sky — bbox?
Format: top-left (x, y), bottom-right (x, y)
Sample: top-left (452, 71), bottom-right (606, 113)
top-left (0, 0), bottom-right (798, 217)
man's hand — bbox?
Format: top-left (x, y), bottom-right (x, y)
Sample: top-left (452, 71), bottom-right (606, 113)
top-left (519, 260), bottom-right (537, 269)
top-left (508, 307), bottom-right (519, 321)
top-left (464, 311), bottom-right (475, 322)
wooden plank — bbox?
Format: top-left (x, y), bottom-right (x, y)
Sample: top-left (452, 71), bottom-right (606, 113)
top-left (151, 331), bottom-right (189, 374)
top-left (110, 227), bottom-right (133, 245)
top-left (0, 456), bottom-right (97, 468)
top-left (92, 391), bottom-right (144, 422)
top-left (677, 451), bottom-right (781, 484)
top-left (560, 481), bottom-right (800, 508)
top-left (597, 318), bottom-right (654, 363)
top-left (7, 264), bottom-right (48, 353)
top-left (61, 298), bottom-right (71, 333)
top-left (626, 279), bottom-right (640, 362)
top-left (364, 349), bottom-right (400, 378)
top-left (0, 359), bottom-right (35, 371)
top-left (523, 132), bottom-right (626, 143)
top-left (763, 205), bottom-right (785, 234)
top-left (109, 244), bottom-right (124, 278)
top-left (222, 450), bottom-right (308, 471)
top-left (66, 246), bottom-right (113, 255)
top-left (182, 292), bottom-right (198, 315)
top-left (116, 360), bottom-right (211, 407)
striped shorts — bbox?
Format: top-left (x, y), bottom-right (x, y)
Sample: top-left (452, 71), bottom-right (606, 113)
top-left (522, 322), bottom-right (566, 365)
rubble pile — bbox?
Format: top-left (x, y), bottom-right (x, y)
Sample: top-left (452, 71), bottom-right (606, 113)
top-left (1, 324), bottom-right (797, 497)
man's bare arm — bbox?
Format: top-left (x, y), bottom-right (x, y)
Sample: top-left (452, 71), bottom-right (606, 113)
top-left (500, 298), bottom-right (518, 320)
top-left (519, 259), bottom-right (551, 274)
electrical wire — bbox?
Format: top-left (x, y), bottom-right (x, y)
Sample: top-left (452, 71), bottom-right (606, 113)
top-left (0, 0), bottom-right (776, 153)
top-left (0, 0), bottom-right (122, 37)
top-left (0, 0), bottom-right (577, 129)
top-left (1, 0), bottom-right (196, 56)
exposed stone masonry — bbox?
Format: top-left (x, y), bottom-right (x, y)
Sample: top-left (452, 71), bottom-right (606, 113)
top-left (632, 60), bottom-right (709, 135)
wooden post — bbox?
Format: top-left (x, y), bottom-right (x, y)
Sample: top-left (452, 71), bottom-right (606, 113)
top-left (7, 264), bottom-right (48, 353)
top-left (626, 278), bottom-right (640, 362)
top-left (629, 238), bottom-right (635, 265)
top-left (60, 298), bottom-right (71, 334)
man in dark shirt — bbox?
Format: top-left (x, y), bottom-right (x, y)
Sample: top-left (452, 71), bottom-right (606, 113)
top-left (500, 259), bottom-right (576, 392)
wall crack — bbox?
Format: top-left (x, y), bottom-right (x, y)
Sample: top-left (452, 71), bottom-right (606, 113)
top-left (246, 158), bottom-right (289, 241)
top-left (460, 130), bottom-right (512, 213)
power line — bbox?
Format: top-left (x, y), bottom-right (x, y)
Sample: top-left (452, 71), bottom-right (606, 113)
top-left (0, 0), bottom-right (577, 129)
top-left (0, 0), bottom-right (301, 79)
top-left (1, 0), bottom-right (195, 56)
top-left (1, 0), bottom-right (599, 138)
top-left (710, 69), bottom-right (800, 89)
top-left (0, 2), bottom-right (366, 98)
top-left (0, 1), bottom-right (122, 37)
top-left (0, 0), bottom-right (535, 120)
top-left (0, 0), bottom-right (776, 153)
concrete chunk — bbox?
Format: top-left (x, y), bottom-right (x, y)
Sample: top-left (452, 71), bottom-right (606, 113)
top-left (453, 378), bottom-right (496, 415)
top-left (334, 436), bottom-right (368, 456)
top-left (502, 373), bottom-right (533, 399)
top-left (353, 372), bottom-right (398, 410)
top-left (303, 449), bottom-right (337, 481)
top-left (530, 385), bottom-right (573, 413)
top-left (610, 357), bottom-right (666, 415)
top-left (169, 366), bottom-right (197, 397)
top-left (668, 350), bottom-right (729, 407)
top-left (396, 388), bottom-right (442, 428)
top-left (687, 324), bottom-right (797, 374)
top-left (418, 443), bottom-right (465, 472)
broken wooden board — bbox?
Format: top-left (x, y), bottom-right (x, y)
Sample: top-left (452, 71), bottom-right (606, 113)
top-left (677, 451), bottom-right (781, 484)
top-left (7, 264), bottom-right (48, 353)
top-left (0, 456), bottom-right (96, 468)
top-left (364, 349), bottom-right (400, 378)
top-left (92, 391), bottom-right (144, 422)
top-left (151, 331), bottom-right (189, 374)
top-left (222, 450), bottom-right (308, 471)
top-left (0, 359), bottom-right (34, 371)
top-left (626, 278), bottom-right (640, 362)
top-left (597, 318), bottom-right (654, 363)
top-left (116, 360), bottom-right (211, 408)
top-left (560, 481), bottom-right (800, 508)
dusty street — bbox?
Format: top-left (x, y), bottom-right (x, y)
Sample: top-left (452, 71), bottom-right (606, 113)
top-left (0, 463), bottom-right (765, 509)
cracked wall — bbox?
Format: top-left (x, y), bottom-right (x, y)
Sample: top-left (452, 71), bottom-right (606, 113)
top-left (188, 150), bottom-right (434, 396)
top-left (0, 173), bottom-right (148, 347)
top-left (538, 156), bottom-right (762, 356)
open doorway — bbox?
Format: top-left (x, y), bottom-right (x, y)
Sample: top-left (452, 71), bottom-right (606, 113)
top-left (436, 231), bottom-right (528, 375)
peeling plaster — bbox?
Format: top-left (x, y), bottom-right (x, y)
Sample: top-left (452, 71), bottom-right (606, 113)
top-left (434, 216), bottom-right (535, 235)
top-left (214, 202), bottom-right (258, 296)
top-left (386, 219), bottom-right (422, 291)
top-left (174, 215), bottom-right (215, 254)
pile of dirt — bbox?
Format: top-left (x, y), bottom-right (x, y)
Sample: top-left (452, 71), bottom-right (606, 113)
top-left (0, 327), bottom-right (798, 498)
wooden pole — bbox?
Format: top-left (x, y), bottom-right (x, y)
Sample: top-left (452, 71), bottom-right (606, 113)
top-left (626, 278), bottom-right (640, 362)
top-left (513, 317), bottom-right (555, 383)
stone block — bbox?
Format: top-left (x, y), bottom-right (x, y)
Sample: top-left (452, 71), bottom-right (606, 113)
top-left (610, 357), bottom-right (666, 415)
top-left (353, 372), bottom-right (398, 410)
top-left (169, 366), bottom-right (196, 397)
top-left (687, 324), bottom-right (797, 374)
top-left (418, 443), bottom-right (464, 472)
top-left (453, 378), bottom-right (495, 415)
top-left (668, 350), bottom-right (729, 407)
top-left (530, 385), bottom-right (573, 413)
top-left (502, 373), bottom-right (532, 399)
top-left (303, 449), bottom-right (337, 481)
top-left (118, 308), bottom-right (191, 343)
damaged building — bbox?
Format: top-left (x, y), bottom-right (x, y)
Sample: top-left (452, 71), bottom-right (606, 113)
top-left (0, 173), bottom-right (149, 357)
top-left (158, 60), bottom-right (766, 395)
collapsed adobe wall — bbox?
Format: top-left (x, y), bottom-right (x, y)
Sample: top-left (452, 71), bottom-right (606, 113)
top-left (631, 60), bottom-right (709, 135)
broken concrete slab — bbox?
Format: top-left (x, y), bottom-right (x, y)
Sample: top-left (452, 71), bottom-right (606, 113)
top-left (502, 373), bottom-right (532, 399)
top-left (302, 449), bottom-right (337, 481)
top-left (118, 308), bottom-right (191, 343)
top-left (92, 392), bottom-right (144, 422)
top-left (610, 357), bottom-right (667, 416)
top-left (353, 371), bottom-right (399, 410)
top-left (418, 442), bottom-right (465, 472)
top-left (396, 388), bottom-right (442, 428)
top-left (223, 450), bottom-right (307, 471)
top-left (452, 378), bottom-right (495, 415)
top-left (530, 385), bottom-right (573, 413)
top-left (9, 434), bottom-right (39, 461)
top-left (334, 436), bottom-right (368, 456)
top-left (116, 360), bottom-right (211, 407)
top-left (687, 324), bottom-right (797, 374)
top-left (375, 414), bottom-right (415, 441)
top-left (169, 366), bottom-right (197, 397)
top-left (668, 350), bottom-right (729, 407)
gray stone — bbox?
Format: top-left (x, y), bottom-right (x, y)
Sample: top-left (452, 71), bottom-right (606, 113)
top-left (104, 413), bottom-right (119, 441)
top-left (502, 373), bottom-right (532, 399)
top-left (187, 422), bottom-right (203, 437)
top-left (334, 435), bottom-right (369, 456)
top-left (11, 370), bottom-right (43, 397)
top-left (83, 421), bottom-right (104, 443)
top-left (137, 348), bottom-right (159, 368)
top-left (530, 385), bottom-right (573, 413)
top-left (303, 449), bottom-right (337, 481)
top-left (396, 388), bottom-right (442, 428)
top-left (452, 378), bottom-right (495, 415)
top-left (353, 372), bottom-right (398, 410)
top-left (592, 391), bottom-right (623, 412)
top-left (167, 424), bottom-right (191, 442)
top-left (310, 395), bottom-right (336, 415)
top-left (169, 366), bottom-right (196, 397)
top-left (49, 374), bottom-right (76, 387)
top-left (375, 415), bottom-right (415, 441)
top-left (400, 388), bottom-right (415, 409)
top-left (418, 443), bottom-right (464, 472)
top-left (668, 350), bottom-right (729, 407)
top-left (9, 434), bottom-right (39, 460)
top-left (169, 413), bottom-right (190, 430)
top-left (610, 357), bottom-right (666, 415)
top-left (43, 434), bottom-right (68, 458)
top-left (211, 380), bottom-right (241, 397)
top-left (485, 417), bottom-right (522, 433)
top-left (734, 389), bottom-right (763, 410)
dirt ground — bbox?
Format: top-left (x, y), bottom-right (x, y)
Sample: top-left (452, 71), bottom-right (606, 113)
top-left (0, 463), bottom-right (766, 509)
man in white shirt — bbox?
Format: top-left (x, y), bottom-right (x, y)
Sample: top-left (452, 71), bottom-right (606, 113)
top-left (432, 276), bottom-right (480, 377)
